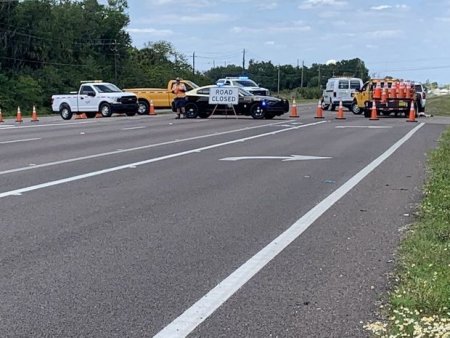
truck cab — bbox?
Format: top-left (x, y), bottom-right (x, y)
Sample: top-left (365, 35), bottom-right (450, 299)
top-left (52, 81), bottom-right (138, 120)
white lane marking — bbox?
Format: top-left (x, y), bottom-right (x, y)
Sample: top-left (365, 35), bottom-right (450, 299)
top-left (0, 120), bottom-right (304, 176)
top-left (335, 126), bottom-right (393, 129)
top-left (0, 138), bottom-right (41, 144)
top-left (0, 121), bottom-right (325, 198)
top-left (0, 120), bottom-right (97, 129)
top-left (121, 126), bottom-right (146, 130)
top-left (154, 123), bottom-right (425, 338)
top-left (220, 155), bottom-right (332, 161)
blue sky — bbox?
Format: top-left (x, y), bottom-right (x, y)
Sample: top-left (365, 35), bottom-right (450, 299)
top-left (123, 0), bottom-right (450, 85)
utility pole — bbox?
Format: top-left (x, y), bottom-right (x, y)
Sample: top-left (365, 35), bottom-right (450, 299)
top-left (242, 48), bottom-right (246, 72)
top-left (318, 64), bottom-right (321, 89)
top-left (277, 65), bottom-right (280, 95)
top-left (112, 39), bottom-right (118, 83)
top-left (301, 60), bottom-right (304, 88)
top-left (192, 51), bottom-right (195, 75)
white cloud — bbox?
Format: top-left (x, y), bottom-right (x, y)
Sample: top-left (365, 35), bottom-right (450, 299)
top-left (370, 4), bottom-right (409, 11)
top-left (367, 29), bottom-right (403, 39)
top-left (258, 2), bottom-right (278, 10)
top-left (299, 0), bottom-right (347, 9)
top-left (231, 23), bottom-right (311, 34)
top-left (371, 5), bottom-right (391, 10)
top-left (126, 28), bottom-right (173, 36)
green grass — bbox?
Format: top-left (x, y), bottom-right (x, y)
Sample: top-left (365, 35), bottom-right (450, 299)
top-left (426, 95), bottom-right (450, 117)
top-left (365, 128), bottom-right (450, 337)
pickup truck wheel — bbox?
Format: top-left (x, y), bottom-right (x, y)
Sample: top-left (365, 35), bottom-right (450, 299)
top-left (250, 103), bottom-right (265, 119)
top-left (137, 100), bottom-right (149, 115)
top-left (100, 103), bottom-right (112, 117)
top-left (59, 104), bottom-right (73, 120)
top-left (329, 102), bottom-right (336, 111)
top-left (351, 102), bottom-right (362, 114)
top-left (321, 100), bottom-right (330, 110)
top-left (185, 103), bottom-right (199, 118)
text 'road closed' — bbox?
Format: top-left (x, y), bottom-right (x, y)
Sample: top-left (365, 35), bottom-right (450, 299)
top-left (209, 86), bottom-right (239, 105)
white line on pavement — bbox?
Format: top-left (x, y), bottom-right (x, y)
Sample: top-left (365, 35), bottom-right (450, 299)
top-left (0, 138), bottom-right (41, 144)
top-left (121, 126), bottom-right (146, 130)
top-left (153, 123), bottom-right (425, 338)
top-left (0, 120), bottom-right (305, 176)
top-left (0, 121), bottom-right (326, 198)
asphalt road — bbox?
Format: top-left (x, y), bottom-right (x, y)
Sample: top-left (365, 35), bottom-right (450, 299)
top-left (0, 108), bottom-right (448, 337)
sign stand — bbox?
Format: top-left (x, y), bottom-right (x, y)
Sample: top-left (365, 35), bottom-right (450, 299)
top-left (208, 86), bottom-right (239, 119)
top-left (210, 104), bottom-right (238, 119)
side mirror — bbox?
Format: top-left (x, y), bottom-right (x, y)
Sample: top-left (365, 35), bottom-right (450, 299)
top-left (87, 91), bottom-right (96, 97)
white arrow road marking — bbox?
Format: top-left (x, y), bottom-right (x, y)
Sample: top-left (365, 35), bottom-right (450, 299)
top-left (220, 155), bottom-right (331, 161)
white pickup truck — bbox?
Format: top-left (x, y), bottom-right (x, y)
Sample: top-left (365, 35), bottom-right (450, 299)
top-left (51, 81), bottom-right (139, 120)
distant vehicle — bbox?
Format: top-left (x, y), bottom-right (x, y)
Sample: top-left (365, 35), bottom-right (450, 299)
top-left (172, 85), bottom-right (289, 119)
top-left (321, 77), bottom-right (363, 112)
top-left (216, 77), bottom-right (270, 96)
top-left (124, 79), bottom-right (198, 114)
top-left (414, 83), bottom-right (427, 113)
top-left (352, 78), bottom-right (420, 118)
top-left (51, 81), bottom-right (138, 120)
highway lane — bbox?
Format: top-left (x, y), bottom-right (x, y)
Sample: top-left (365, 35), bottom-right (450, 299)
top-left (0, 110), bottom-right (448, 337)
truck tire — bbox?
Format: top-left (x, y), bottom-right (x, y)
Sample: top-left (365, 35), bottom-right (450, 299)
top-left (363, 109), bottom-right (370, 118)
top-left (99, 103), bottom-right (112, 117)
top-left (185, 103), bottom-right (199, 118)
top-left (321, 100), bottom-right (330, 111)
top-left (137, 100), bottom-right (149, 115)
top-left (329, 102), bottom-right (336, 111)
top-left (351, 101), bottom-right (362, 115)
top-left (250, 103), bottom-right (265, 119)
top-left (59, 104), bottom-right (73, 120)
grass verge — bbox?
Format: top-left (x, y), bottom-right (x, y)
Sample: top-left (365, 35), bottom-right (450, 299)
top-left (365, 128), bottom-right (450, 337)
top-left (426, 95), bottom-right (450, 117)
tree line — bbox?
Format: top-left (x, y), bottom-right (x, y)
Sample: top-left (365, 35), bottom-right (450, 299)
top-left (0, 0), bottom-right (370, 115)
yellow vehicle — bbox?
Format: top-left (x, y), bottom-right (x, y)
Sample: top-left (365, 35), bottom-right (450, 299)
top-left (352, 78), bottom-right (418, 118)
top-left (124, 80), bottom-right (198, 114)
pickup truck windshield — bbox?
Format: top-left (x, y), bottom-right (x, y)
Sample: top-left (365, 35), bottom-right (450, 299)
top-left (94, 83), bottom-right (122, 93)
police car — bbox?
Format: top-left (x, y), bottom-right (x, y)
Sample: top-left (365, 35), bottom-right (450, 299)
top-left (216, 77), bottom-right (270, 96)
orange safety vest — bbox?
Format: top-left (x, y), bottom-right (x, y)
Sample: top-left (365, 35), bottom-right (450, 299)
top-left (172, 83), bottom-right (186, 98)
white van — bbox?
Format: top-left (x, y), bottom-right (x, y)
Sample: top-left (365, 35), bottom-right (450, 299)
top-left (321, 77), bottom-right (363, 111)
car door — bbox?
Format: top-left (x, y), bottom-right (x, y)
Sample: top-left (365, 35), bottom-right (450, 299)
top-left (78, 85), bottom-right (97, 112)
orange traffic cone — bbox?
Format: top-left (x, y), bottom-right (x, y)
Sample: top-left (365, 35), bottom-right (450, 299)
top-left (369, 100), bottom-right (379, 120)
top-left (16, 106), bottom-right (23, 123)
top-left (290, 99), bottom-right (299, 118)
top-left (149, 100), bottom-right (156, 115)
top-left (31, 105), bottom-right (39, 122)
top-left (315, 99), bottom-right (324, 119)
top-left (335, 100), bottom-right (345, 119)
top-left (0, 108), bottom-right (4, 123)
top-left (406, 100), bottom-right (417, 122)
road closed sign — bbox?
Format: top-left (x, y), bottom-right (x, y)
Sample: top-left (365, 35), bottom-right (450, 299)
top-left (209, 86), bottom-right (239, 105)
